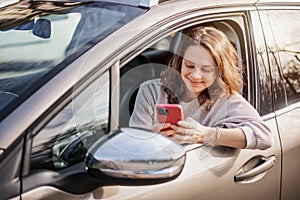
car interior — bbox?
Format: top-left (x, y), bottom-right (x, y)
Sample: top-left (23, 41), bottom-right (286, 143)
top-left (119, 20), bottom-right (244, 127)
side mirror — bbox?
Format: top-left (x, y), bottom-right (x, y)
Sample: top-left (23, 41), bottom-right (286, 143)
top-left (86, 128), bottom-right (186, 185)
top-left (33, 19), bottom-right (51, 39)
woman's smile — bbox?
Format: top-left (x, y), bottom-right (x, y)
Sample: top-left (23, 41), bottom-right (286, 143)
top-left (187, 78), bottom-right (205, 87)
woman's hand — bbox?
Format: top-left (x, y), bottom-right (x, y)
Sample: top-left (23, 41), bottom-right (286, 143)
top-left (154, 118), bottom-right (220, 145)
top-left (173, 117), bottom-right (225, 145)
top-left (163, 118), bottom-right (209, 144)
top-left (153, 118), bottom-right (208, 144)
top-left (168, 117), bottom-right (208, 144)
top-left (153, 123), bottom-right (177, 137)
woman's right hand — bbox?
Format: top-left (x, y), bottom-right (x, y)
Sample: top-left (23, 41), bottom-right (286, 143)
top-left (154, 123), bottom-right (178, 137)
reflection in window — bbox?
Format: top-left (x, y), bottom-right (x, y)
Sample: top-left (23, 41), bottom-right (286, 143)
top-left (266, 10), bottom-right (300, 105)
top-left (30, 71), bottom-right (110, 170)
top-left (0, 1), bottom-right (145, 121)
top-left (251, 11), bottom-right (273, 115)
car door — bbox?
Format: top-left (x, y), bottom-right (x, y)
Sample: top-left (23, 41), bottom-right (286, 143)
top-left (116, 8), bottom-right (282, 200)
top-left (256, 5), bottom-right (300, 200)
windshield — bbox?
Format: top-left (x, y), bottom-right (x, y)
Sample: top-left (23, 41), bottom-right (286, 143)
top-left (0, 1), bottom-right (146, 121)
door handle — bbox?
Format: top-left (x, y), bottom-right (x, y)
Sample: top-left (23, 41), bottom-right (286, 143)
top-left (234, 156), bottom-right (276, 182)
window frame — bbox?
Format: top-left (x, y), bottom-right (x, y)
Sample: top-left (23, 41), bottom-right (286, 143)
top-left (118, 12), bottom-right (256, 128)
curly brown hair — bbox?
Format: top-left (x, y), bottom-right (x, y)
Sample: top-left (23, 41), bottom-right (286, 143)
top-left (161, 26), bottom-right (243, 110)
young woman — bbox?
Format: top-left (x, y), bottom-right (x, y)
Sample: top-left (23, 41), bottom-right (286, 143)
top-left (129, 26), bottom-right (271, 150)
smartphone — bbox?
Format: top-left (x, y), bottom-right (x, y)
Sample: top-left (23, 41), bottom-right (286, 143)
top-left (156, 104), bottom-right (183, 125)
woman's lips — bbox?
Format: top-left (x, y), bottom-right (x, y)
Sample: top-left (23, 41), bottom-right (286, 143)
top-left (188, 78), bottom-right (205, 87)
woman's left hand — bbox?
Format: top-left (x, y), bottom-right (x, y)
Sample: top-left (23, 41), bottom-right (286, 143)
top-left (170, 117), bottom-right (209, 144)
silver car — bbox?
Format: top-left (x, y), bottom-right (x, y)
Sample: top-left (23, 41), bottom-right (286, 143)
top-left (0, 0), bottom-right (299, 199)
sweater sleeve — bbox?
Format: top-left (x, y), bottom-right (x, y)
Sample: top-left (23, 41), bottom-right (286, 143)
top-left (129, 81), bottom-right (156, 130)
top-left (211, 94), bottom-right (272, 150)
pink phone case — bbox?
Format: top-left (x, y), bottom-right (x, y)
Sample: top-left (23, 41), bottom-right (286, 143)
top-left (156, 104), bottom-right (183, 125)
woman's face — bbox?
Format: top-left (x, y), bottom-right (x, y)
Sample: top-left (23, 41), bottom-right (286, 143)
top-left (181, 45), bottom-right (217, 96)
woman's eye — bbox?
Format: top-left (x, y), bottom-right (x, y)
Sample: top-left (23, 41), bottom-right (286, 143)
top-left (185, 64), bottom-right (194, 68)
top-left (201, 69), bottom-right (211, 73)
top-left (201, 66), bottom-right (215, 73)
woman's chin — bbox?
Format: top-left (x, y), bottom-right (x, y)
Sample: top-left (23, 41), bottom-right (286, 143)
top-left (191, 86), bottom-right (206, 95)
top-left (183, 89), bottom-right (199, 101)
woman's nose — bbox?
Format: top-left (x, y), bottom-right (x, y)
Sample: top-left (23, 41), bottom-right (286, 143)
top-left (190, 68), bottom-right (202, 78)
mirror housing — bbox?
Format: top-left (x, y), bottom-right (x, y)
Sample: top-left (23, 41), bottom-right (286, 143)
top-left (86, 128), bottom-right (185, 185)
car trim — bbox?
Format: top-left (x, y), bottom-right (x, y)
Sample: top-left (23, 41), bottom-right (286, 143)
top-left (261, 112), bottom-right (276, 121)
top-left (110, 61), bottom-right (120, 130)
top-left (256, 0), bottom-right (300, 6)
top-left (275, 101), bottom-right (300, 117)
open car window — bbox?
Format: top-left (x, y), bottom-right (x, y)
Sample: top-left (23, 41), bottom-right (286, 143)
top-left (119, 20), bottom-right (246, 127)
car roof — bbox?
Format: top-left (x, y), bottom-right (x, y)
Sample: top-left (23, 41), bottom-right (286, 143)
top-left (92, 0), bottom-right (297, 7)
top-left (159, 0), bottom-right (300, 7)
top-left (14, 0), bottom-right (159, 8)
top-left (3, 0), bottom-right (299, 10)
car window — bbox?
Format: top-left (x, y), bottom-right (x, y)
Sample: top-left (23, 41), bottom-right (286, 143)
top-left (119, 19), bottom-right (247, 127)
top-left (250, 11), bottom-right (273, 115)
top-left (263, 10), bottom-right (300, 106)
top-left (0, 1), bottom-right (146, 121)
top-left (30, 71), bottom-right (110, 171)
